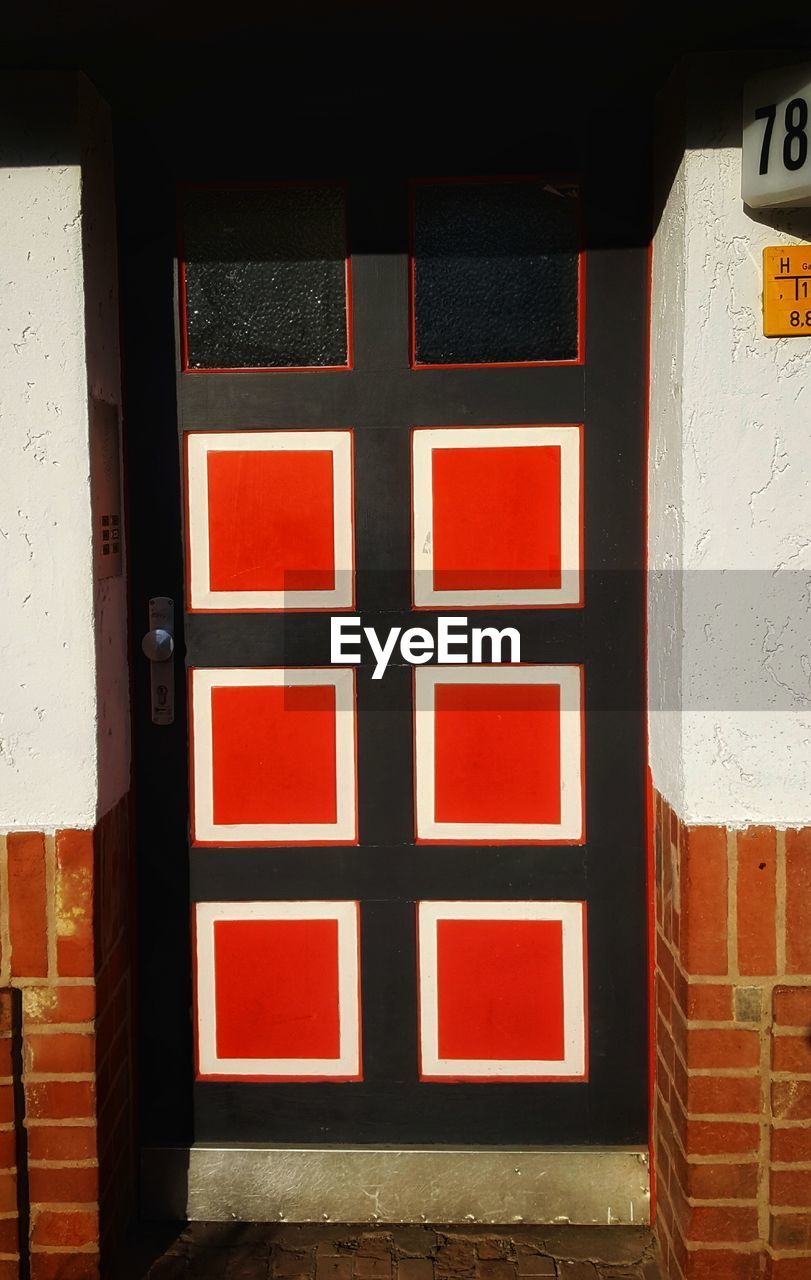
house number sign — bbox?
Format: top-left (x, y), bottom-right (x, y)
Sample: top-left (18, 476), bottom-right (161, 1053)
top-left (743, 63), bottom-right (811, 207)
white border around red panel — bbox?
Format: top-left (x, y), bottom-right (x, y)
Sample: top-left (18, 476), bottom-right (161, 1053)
top-left (195, 900), bottom-right (362, 1081)
top-left (413, 664), bottom-right (584, 844)
top-left (186, 430), bottom-right (354, 612)
top-left (412, 425), bottom-right (583, 609)
top-left (417, 900), bottom-right (588, 1081)
top-left (190, 667), bottom-right (358, 846)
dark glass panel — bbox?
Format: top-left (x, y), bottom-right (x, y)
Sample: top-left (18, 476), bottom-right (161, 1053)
top-left (182, 185), bottom-right (349, 370)
top-left (412, 179), bottom-right (579, 365)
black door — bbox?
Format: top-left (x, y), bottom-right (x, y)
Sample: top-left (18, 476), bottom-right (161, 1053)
top-left (120, 51), bottom-right (650, 1157)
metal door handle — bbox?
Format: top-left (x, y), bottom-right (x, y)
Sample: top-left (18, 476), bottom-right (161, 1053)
top-left (143, 597), bottom-right (175, 725)
top-left (142, 628), bottom-right (174, 662)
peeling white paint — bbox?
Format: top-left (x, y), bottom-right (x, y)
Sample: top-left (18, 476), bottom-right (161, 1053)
top-left (649, 61), bottom-right (811, 827)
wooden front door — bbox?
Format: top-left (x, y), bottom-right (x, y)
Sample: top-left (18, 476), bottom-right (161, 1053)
top-left (122, 70), bottom-right (650, 1196)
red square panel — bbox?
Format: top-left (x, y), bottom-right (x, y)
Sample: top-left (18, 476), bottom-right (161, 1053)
top-left (418, 901), bottom-right (587, 1080)
top-left (191, 668), bottom-right (357, 845)
top-left (195, 901), bottom-right (361, 1080)
top-left (412, 426), bottom-right (582, 608)
top-left (211, 683), bottom-right (337, 826)
top-left (436, 918), bottom-right (565, 1062)
top-left (213, 918), bottom-right (340, 1060)
top-left (208, 448), bottom-right (335, 593)
top-left (414, 666), bottom-right (583, 843)
top-left (432, 445), bottom-right (561, 592)
top-left (434, 681), bottom-right (561, 826)
top-left (187, 431), bottom-right (354, 610)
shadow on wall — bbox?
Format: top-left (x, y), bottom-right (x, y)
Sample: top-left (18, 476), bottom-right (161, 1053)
top-left (652, 49), bottom-right (811, 241)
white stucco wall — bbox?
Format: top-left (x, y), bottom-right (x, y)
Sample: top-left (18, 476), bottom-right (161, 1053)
top-left (649, 60), bottom-right (811, 827)
top-left (3, 63), bottom-right (809, 832)
top-left (0, 75), bottom-right (129, 830)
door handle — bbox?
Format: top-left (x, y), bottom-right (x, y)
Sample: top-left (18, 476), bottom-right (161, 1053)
top-left (142, 596), bottom-right (175, 725)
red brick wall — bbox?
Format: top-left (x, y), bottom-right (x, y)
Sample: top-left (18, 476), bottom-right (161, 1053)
top-left (0, 794), bottom-right (133, 1279)
top-left (654, 793), bottom-right (811, 1280)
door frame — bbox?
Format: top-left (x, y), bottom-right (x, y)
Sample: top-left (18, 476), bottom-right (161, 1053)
top-left (117, 72), bottom-right (655, 1225)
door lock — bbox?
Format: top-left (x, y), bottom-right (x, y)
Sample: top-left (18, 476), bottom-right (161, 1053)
top-left (143, 597), bottom-right (175, 725)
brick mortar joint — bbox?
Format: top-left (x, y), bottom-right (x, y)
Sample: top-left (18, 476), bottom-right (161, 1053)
top-left (29, 1202), bottom-right (100, 1211)
top-left (22, 1024), bottom-right (96, 1035)
top-left (28, 1244), bottom-right (99, 1254)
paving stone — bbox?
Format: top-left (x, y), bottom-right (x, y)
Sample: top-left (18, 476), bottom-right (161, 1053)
top-left (476, 1240), bottom-right (513, 1261)
top-left (189, 1249), bottom-right (230, 1278)
top-left (516, 1257), bottom-right (556, 1278)
top-left (356, 1234), bottom-right (395, 1257)
top-left (135, 1223), bottom-right (658, 1280)
top-left (228, 1244), bottom-right (273, 1260)
top-left (273, 1250), bottom-right (316, 1278)
top-left (147, 1257), bottom-right (190, 1280)
top-left (156, 1236), bottom-right (191, 1259)
top-left (333, 1236), bottom-right (363, 1254)
top-left (434, 1237), bottom-right (478, 1277)
top-left (397, 1261), bottom-right (434, 1280)
top-left (477, 1261), bottom-right (516, 1280)
top-left (316, 1255), bottom-right (354, 1280)
top-left (229, 1226), bottom-right (282, 1247)
top-left (354, 1256), bottom-right (393, 1280)
top-left (225, 1247), bottom-right (273, 1279)
top-left (556, 1264), bottom-right (598, 1280)
top-left (284, 1228), bottom-right (343, 1250)
top-left (182, 1223), bottom-right (264, 1249)
top-left (316, 1239), bottom-right (353, 1256)
top-left (392, 1228), bottom-right (438, 1257)
top-left (543, 1231), bottom-right (648, 1267)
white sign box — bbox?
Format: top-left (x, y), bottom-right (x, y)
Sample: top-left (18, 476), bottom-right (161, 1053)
top-left (743, 63), bottom-right (811, 208)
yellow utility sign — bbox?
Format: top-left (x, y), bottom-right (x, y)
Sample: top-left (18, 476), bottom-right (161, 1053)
top-left (763, 246), bottom-right (811, 335)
